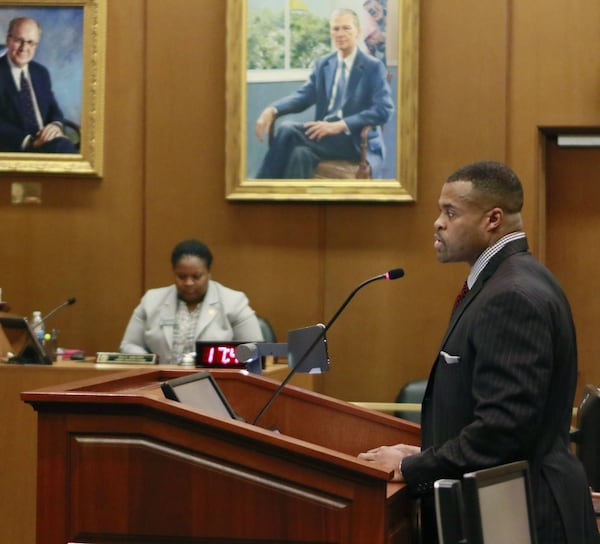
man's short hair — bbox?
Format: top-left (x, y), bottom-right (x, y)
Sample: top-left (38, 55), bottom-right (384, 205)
top-left (446, 160), bottom-right (524, 214)
top-left (330, 8), bottom-right (360, 32)
top-left (7, 17), bottom-right (42, 38)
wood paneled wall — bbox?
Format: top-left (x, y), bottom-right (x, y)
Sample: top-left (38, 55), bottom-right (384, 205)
top-left (1, 0), bottom-right (599, 404)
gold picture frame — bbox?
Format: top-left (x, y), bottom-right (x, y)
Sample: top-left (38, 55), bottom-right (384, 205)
top-left (226, 0), bottom-right (418, 202)
top-left (0, 0), bottom-right (105, 176)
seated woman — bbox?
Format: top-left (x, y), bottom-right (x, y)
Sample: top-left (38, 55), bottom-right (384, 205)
top-left (120, 239), bottom-right (263, 364)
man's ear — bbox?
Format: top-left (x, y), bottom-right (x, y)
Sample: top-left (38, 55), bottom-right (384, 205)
top-left (487, 207), bottom-right (503, 230)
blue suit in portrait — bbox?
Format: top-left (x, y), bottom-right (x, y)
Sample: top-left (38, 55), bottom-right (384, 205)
top-left (256, 49), bottom-right (394, 179)
top-left (0, 54), bottom-right (75, 152)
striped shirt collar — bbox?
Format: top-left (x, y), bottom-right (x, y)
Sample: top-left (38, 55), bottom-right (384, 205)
top-left (467, 231), bottom-right (526, 289)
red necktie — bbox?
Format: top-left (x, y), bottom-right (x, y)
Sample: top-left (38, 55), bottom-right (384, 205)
top-left (453, 281), bottom-right (469, 310)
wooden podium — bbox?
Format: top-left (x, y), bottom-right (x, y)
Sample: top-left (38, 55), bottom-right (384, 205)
top-left (22, 368), bottom-right (421, 544)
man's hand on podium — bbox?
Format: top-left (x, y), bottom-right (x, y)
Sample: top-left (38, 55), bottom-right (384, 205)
top-left (358, 443), bottom-right (421, 481)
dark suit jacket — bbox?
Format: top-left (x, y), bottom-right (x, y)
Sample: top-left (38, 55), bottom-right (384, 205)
top-left (401, 238), bottom-right (599, 543)
top-left (0, 54), bottom-right (66, 151)
top-left (272, 49), bottom-right (394, 177)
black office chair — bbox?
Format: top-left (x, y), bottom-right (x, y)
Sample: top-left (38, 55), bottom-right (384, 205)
top-left (256, 315), bottom-right (276, 343)
top-left (394, 378), bottom-right (427, 423)
top-left (570, 384), bottom-right (600, 491)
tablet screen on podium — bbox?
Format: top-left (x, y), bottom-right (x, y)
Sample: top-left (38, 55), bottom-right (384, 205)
top-left (161, 371), bottom-right (243, 421)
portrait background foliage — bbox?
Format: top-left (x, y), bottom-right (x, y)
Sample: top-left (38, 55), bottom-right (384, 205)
top-left (226, 0), bottom-right (419, 202)
top-left (0, 0), bottom-right (105, 176)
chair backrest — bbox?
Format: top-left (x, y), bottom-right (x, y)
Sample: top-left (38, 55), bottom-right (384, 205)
top-left (256, 315), bottom-right (276, 343)
top-left (394, 378), bottom-right (427, 423)
top-left (571, 384), bottom-right (600, 490)
top-left (63, 119), bottom-right (81, 149)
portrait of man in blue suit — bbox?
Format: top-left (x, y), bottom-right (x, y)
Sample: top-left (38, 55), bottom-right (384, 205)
top-left (254, 8), bottom-right (394, 179)
top-left (0, 16), bottom-right (77, 153)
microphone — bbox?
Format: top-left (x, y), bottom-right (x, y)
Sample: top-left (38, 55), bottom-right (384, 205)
top-left (236, 343), bottom-right (259, 363)
top-left (236, 341), bottom-right (288, 363)
top-left (252, 269), bottom-right (404, 425)
top-left (39, 297), bottom-right (77, 327)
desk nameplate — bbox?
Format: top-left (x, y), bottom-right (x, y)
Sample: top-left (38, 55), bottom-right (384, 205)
top-left (95, 352), bottom-right (158, 364)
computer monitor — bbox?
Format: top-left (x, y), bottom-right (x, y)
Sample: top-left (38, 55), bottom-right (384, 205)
top-left (160, 371), bottom-right (244, 421)
top-left (435, 461), bottom-right (537, 544)
top-left (0, 315), bottom-right (50, 364)
top-left (462, 461), bottom-right (537, 544)
top-left (573, 384), bottom-right (600, 490)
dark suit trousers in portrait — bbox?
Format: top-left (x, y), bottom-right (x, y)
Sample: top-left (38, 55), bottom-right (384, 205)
top-left (34, 136), bottom-right (78, 153)
top-left (256, 120), bottom-right (359, 179)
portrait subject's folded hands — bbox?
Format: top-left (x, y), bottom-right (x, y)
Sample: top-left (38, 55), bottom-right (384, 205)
top-left (304, 119), bottom-right (347, 140)
top-left (33, 122), bottom-right (66, 147)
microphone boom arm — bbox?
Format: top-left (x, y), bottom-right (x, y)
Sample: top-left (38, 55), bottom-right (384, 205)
top-left (251, 269), bottom-right (404, 426)
top-left (323, 274), bottom-right (387, 335)
top-left (39, 297), bottom-right (77, 327)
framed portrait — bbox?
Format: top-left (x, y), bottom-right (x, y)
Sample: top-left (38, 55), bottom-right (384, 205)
top-left (0, 0), bottom-right (105, 176)
top-left (226, 0), bottom-right (418, 202)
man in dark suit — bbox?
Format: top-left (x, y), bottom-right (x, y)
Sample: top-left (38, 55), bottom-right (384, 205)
top-left (0, 16), bottom-right (77, 153)
top-left (254, 8), bottom-right (394, 179)
top-left (359, 161), bottom-right (599, 543)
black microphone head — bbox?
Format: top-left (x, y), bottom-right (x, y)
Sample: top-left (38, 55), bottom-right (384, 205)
top-left (67, 297), bottom-right (76, 305)
top-left (386, 268), bottom-right (405, 280)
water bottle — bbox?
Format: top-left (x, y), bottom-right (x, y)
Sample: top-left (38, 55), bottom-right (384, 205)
top-left (31, 310), bottom-right (44, 343)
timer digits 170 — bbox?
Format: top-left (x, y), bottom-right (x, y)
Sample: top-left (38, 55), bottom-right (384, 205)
top-left (195, 341), bottom-right (245, 368)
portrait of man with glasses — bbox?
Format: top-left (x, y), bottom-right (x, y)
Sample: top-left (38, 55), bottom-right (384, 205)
top-left (0, 16), bottom-right (78, 153)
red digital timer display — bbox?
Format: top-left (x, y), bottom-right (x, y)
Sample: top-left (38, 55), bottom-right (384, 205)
top-left (196, 342), bottom-right (245, 368)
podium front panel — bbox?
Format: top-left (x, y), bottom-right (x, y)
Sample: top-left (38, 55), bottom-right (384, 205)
top-left (23, 368), bottom-right (420, 544)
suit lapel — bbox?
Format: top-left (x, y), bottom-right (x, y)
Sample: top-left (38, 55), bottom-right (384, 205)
top-left (194, 281), bottom-right (218, 338)
top-left (0, 57), bottom-right (22, 114)
top-left (345, 50), bottom-right (365, 101)
top-left (29, 64), bottom-right (48, 117)
top-left (323, 55), bottom-right (337, 105)
top-left (158, 288), bottom-right (178, 350)
top-left (440, 237), bottom-right (530, 347)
